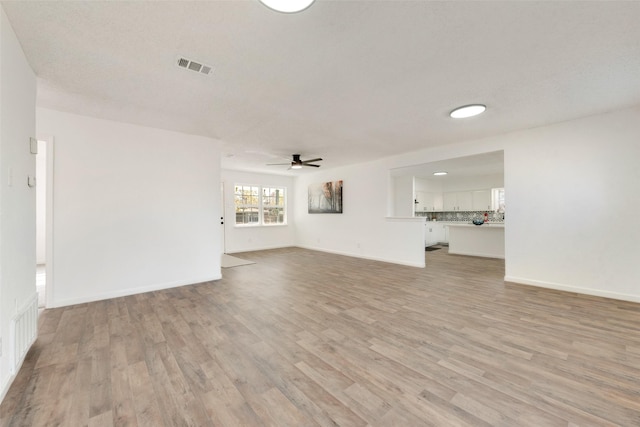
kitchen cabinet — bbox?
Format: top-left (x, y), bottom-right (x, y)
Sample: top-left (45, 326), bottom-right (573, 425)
top-left (415, 191), bottom-right (425, 212)
top-left (430, 192), bottom-right (444, 211)
top-left (424, 223), bottom-right (440, 246)
top-left (416, 191), bottom-right (443, 212)
top-left (425, 222), bottom-right (447, 246)
top-left (472, 190), bottom-right (492, 211)
top-left (457, 192), bottom-right (473, 210)
top-left (423, 192), bottom-right (443, 212)
top-left (437, 223), bottom-right (449, 243)
top-left (448, 223), bottom-right (505, 259)
top-left (443, 192), bottom-right (456, 211)
top-left (433, 222), bottom-right (445, 243)
top-left (424, 222), bottom-right (435, 248)
top-left (443, 191), bottom-right (473, 211)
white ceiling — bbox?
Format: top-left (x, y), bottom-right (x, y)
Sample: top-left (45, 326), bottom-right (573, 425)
top-left (3, 1), bottom-right (640, 175)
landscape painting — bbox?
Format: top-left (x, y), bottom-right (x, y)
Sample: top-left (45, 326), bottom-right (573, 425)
top-left (308, 180), bottom-right (343, 214)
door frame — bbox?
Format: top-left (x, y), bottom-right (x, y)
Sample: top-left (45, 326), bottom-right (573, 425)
top-left (220, 181), bottom-right (226, 254)
top-left (38, 136), bottom-right (55, 308)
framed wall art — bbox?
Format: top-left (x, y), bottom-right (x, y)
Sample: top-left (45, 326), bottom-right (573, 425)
top-left (308, 180), bottom-right (343, 214)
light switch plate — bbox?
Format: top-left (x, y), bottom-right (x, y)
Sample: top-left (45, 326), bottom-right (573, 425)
top-left (28, 175), bottom-right (36, 187)
top-left (30, 137), bottom-right (38, 154)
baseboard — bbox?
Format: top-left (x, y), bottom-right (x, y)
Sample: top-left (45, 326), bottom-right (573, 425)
top-left (504, 276), bottom-right (640, 303)
top-left (449, 249), bottom-right (505, 259)
top-left (0, 341), bottom-right (31, 404)
top-left (1, 372), bottom-right (16, 405)
top-left (226, 244), bottom-right (294, 254)
top-left (49, 274), bottom-right (222, 308)
top-left (296, 245), bottom-right (425, 268)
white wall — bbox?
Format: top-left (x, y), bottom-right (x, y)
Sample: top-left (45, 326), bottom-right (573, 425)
top-left (294, 160), bottom-right (425, 267)
top-left (221, 170), bottom-right (295, 253)
top-left (37, 108), bottom-right (222, 307)
top-left (414, 174), bottom-right (502, 193)
top-left (415, 177), bottom-right (443, 193)
top-left (503, 107), bottom-right (640, 301)
top-left (0, 4), bottom-right (37, 401)
top-left (294, 106), bottom-right (640, 302)
top-left (441, 173), bottom-right (503, 192)
top-left (35, 140), bottom-right (46, 264)
top-left (392, 175), bottom-right (414, 217)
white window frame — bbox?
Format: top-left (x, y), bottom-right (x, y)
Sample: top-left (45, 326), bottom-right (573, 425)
top-left (261, 186), bottom-right (286, 226)
top-left (234, 184), bottom-right (260, 226)
top-left (234, 184), bottom-right (287, 227)
top-left (491, 187), bottom-right (505, 212)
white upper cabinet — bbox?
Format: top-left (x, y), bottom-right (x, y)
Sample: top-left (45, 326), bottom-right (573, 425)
top-left (415, 175), bottom-right (503, 213)
top-left (444, 191), bottom-right (473, 211)
top-left (416, 191), bottom-right (443, 212)
top-left (415, 190), bottom-right (425, 211)
top-left (472, 189), bottom-right (492, 211)
top-left (423, 192), bottom-right (443, 212)
top-left (443, 192), bottom-right (457, 211)
top-left (432, 192), bottom-right (444, 211)
top-left (457, 191), bottom-right (473, 210)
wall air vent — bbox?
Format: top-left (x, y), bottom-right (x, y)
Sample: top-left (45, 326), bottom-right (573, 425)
top-left (176, 56), bottom-right (213, 76)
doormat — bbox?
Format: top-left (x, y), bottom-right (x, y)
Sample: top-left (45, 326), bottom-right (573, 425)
top-left (425, 247), bottom-right (441, 252)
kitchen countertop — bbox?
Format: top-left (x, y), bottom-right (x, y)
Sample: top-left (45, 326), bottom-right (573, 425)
top-left (448, 222), bottom-right (505, 258)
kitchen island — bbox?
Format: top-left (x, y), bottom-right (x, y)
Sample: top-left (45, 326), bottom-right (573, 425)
top-left (447, 223), bottom-right (505, 259)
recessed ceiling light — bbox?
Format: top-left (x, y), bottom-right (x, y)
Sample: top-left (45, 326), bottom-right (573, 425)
top-left (433, 172), bottom-right (448, 176)
top-left (450, 104), bottom-right (486, 119)
top-left (259, 0), bottom-right (315, 13)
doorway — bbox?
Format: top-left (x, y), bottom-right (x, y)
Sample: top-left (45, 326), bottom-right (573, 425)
top-left (390, 151), bottom-right (506, 261)
top-left (35, 137), bottom-right (54, 309)
top-left (35, 139), bottom-right (47, 307)
top-left (220, 181), bottom-right (226, 254)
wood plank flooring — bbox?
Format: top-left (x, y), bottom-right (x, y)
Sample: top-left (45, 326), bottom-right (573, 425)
top-left (2, 246), bottom-right (640, 426)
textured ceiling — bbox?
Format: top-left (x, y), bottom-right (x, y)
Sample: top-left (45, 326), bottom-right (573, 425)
top-left (3, 1), bottom-right (640, 174)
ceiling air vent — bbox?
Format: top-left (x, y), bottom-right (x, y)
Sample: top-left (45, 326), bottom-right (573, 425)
top-left (176, 56), bottom-right (213, 76)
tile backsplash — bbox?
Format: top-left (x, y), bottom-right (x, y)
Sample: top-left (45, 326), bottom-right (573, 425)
top-left (415, 211), bottom-right (504, 223)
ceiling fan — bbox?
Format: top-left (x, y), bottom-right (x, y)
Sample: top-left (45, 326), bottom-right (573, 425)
top-left (267, 154), bottom-right (323, 169)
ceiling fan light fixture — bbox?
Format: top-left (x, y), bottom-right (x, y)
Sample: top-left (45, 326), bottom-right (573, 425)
top-left (450, 104), bottom-right (486, 119)
top-left (433, 171), bottom-right (448, 176)
top-left (259, 0), bottom-right (315, 13)
top-left (267, 154), bottom-right (322, 169)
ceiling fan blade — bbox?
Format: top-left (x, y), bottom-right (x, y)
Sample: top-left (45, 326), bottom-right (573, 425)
top-left (302, 158), bottom-right (323, 164)
top-left (303, 163), bottom-right (321, 167)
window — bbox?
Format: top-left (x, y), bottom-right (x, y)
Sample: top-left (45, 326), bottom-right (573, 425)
top-left (492, 187), bottom-right (505, 212)
top-left (234, 184), bottom-right (286, 226)
top-left (234, 185), bottom-right (260, 225)
top-left (262, 187), bottom-right (285, 224)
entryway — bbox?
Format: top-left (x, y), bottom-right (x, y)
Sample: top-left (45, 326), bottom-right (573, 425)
top-left (35, 137), bottom-right (53, 309)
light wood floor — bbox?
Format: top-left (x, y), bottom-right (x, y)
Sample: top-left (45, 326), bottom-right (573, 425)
top-left (2, 247), bottom-right (640, 426)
